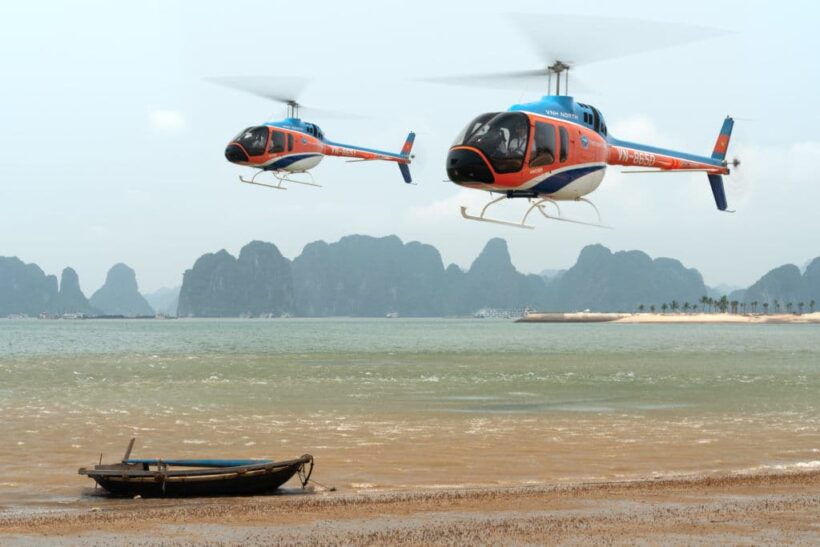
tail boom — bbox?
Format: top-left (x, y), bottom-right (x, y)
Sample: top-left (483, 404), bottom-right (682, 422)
top-left (324, 131), bottom-right (415, 183)
top-left (608, 116), bottom-right (735, 211)
top-left (606, 142), bottom-right (728, 174)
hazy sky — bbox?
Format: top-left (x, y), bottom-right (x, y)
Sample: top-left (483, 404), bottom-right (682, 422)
top-left (1, 0), bottom-right (818, 294)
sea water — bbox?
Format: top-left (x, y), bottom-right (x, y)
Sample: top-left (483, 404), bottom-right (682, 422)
top-left (0, 319), bottom-right (818, 507)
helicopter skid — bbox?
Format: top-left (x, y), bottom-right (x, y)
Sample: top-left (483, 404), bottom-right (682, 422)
top-left (460, 206), bottom-right (535, 230)
top-left (238, 170), bottom-right (321, 190)
top-left (460, 195), bottom-right (612, 230)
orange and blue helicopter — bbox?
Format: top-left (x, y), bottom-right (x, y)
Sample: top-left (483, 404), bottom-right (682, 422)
top-left (212, 77), bottom-right (415, 189)
top-left (437, 15), bottom-right (738, 229)
top-left (445, 61), bottom-right (736, 229)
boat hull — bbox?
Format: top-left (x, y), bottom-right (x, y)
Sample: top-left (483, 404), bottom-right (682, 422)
top-left (81, 455), bottom-right (312, 498)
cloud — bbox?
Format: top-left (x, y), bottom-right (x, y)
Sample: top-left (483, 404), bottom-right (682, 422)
top-left (149, 109), bottom-right (186, 132)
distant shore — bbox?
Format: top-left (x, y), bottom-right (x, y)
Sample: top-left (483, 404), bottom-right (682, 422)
top-left (1, 470), bottom-right (818, 544)
top-left (518, 311), bottom-right (820, 324)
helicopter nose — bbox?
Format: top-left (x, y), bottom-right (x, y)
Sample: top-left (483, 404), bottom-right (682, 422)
top-left (446, 148), bottom-right (495, 184)
top-left (224, 144), bottom-right (249, 163)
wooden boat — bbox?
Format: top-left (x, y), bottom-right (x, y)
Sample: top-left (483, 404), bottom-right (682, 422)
top-left (79, 439), bottom-right (313, 498)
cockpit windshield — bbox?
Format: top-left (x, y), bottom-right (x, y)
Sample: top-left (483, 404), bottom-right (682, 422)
top-left (234, 126), bottom-right (269, 157)
top-left (452, 113), bottom-right (498, 147)
top-left (462, 112), bottom-right (530, 173)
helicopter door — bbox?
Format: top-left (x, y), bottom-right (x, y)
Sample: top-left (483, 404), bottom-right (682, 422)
top-left (287, 133), bottom-right (294, 152)
top-left (529, 122), bottom-right (556, 168)
top-left (269, 130), bottom-right (286, 154)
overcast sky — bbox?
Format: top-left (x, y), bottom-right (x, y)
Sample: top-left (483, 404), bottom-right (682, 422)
top-left (1, 0), bottom-right (818, 294)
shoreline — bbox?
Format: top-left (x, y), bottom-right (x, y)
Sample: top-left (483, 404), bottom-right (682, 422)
top-left (2, 470), bottom-right (818, 544)
top-left (518, 311), bottom-right (820, 324)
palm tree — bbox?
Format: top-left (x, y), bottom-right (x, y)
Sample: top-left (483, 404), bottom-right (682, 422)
top-left (763, 302), bottom-right (769, 314)
top-left (700, 295), bottom-right (710, 313)
top-left (740, 302), bottom-right (746, 314)
top-left (730, 300), bottom-right (739, 314)
top-left (650, 305), bottom-right (656, 313)
top-left (773, 299), bottom-right (780, 313)
top-left (692, 304), bottom-right (699, 313)
top-left (671, 300), bottom-right (679, 313)
top-left (661, 303), bottom-right (668, 313)
top-left (751, 301), bottom-right (758, 314)
top-left (683, 302), bottom-right (691, 313)
top-left (811, 300), bottom-right (816, 313)
top-left (638, 304), bottom-right (645, 313)
top-left (798, 302), bottom-right (805, 315)
top-left (718, 295), bottom-right (729, 313)
top-left (786, 302), bottom-right (793, 314)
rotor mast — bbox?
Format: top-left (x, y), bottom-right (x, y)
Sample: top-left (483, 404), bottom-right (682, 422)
top-left (287, 100), bottom-right (300, 119)
top-left (548, 61), bottom-right (571, 96)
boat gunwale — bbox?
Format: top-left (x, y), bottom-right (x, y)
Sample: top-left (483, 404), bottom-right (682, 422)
top-left (79, 455), bottom-right (311, 479)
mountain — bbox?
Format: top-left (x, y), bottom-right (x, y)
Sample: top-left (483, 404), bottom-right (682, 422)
top-left (143, 286), bottom-right (180, 316)
top-left (737, 258), bottom-right (820, 310)
top-left (177, 236), bottom-right (548, 317)
top-left (0, 257), bottom-right (57, 316)
top-left (452, 238), bottom-right (547, 314)
top-left (542, 244), bottom-right (708, 312)
top-left (177, 241), bottom-right (292, 317)
top-left (53, 267), bottom-right (98, 315)
top-left (708, 283), bottom-right (743, 299)
top-left (90, 263), bottom-right (155, 317)
top-left (292, 235), bottom-right (448, 316)
top-left (8, 241), bottom-right (818, 318)
top-left (539, 269), bottom-right (566, 283)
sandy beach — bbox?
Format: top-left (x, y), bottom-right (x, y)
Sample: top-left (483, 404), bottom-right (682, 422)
top-left (1, 470), bottom-right (818, 544)
top-left (518, 312), bottom-right (820, 324)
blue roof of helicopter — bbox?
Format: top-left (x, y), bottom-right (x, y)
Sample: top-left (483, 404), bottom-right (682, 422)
top-left (265, 118), bottom-right (323, 137)
top-left (509, 96), bottom-right (596, 130)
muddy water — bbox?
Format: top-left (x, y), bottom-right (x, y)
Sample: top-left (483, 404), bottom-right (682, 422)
top-left (1, 318), bottom-right (818, 509)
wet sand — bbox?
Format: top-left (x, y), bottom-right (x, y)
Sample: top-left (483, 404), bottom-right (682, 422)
top-left (1, 470), bottom-right (818, 544)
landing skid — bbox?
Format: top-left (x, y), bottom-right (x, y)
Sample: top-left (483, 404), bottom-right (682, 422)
top-left (239, 170), bottom-right (322, 190)
top-left (460, 195), bottom-right (612, 230)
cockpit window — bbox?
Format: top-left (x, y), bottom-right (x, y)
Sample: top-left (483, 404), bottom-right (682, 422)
top-left (269, 130), bottom-right (286, 154)
top-left (464, 112), bottom-right (530, 173)
top-left (234, 126), bottom-right (268, 157)
top-left (453, 112), bottom-right (498, 147)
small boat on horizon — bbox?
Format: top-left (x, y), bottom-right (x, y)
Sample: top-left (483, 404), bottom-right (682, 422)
top-left (79, 439), bottom-right (313, 498)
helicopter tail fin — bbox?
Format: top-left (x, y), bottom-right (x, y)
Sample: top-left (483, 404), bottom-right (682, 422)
top-left (707, 117), bottom-right (734, 211)
top-left (711, 116), bottom-right (734, 161)
top-left (398, 132), bottom-right (415, 183)
top-left (708, 174), bottom-right (729, 211)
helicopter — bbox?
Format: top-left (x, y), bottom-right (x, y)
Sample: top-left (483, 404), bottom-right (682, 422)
top-left (437, 16), bottom-right (738, 229)
top-left (211, 77), bottom-right (415, 190)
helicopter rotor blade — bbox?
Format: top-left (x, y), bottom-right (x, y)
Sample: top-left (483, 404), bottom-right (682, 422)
top-left (510, 13), bottom-right (729, 68)
top-left (206, 76), bottom-right (310, 105)
top-left (424, 69), bottom-right (593, 93)
top-left (206, 76), bottom-right (366, 119)
top-left (424, 14), bottom-right (729, 92)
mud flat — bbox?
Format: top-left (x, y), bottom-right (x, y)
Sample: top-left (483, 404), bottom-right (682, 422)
top-left (1, 470), bottom-right (818, 545)
top-left (518, 311), bottom-right (820, 324)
